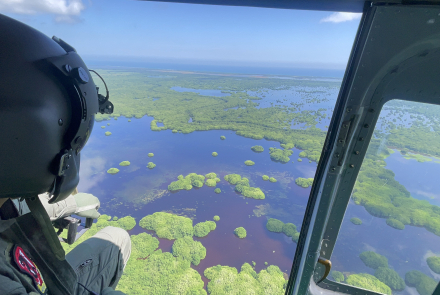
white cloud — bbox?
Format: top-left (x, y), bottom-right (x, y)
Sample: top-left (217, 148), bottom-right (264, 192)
top-left (320, 12), bottom-right (362, 23)
top-left (0, 0), bottom-right (85, 22)
top-left (77, 156), bottom-right (107, 193)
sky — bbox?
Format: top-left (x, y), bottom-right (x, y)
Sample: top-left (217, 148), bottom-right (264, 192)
top-left (0, 0), bottom-right (362, 71)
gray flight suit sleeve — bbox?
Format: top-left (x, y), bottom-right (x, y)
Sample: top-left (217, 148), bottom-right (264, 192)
top-left (0, 275), bottom-right (40, 295)
top-left (66, 226), bottom-right (131, 295)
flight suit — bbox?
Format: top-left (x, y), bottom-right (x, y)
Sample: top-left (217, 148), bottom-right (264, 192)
top-left (0, 195), bottom-right (131, 295)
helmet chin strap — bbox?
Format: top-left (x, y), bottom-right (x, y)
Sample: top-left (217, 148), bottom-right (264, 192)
top-left (25, 195), bottom-right (65, 261)
top-left (49, 149), bottom-right (80, 204)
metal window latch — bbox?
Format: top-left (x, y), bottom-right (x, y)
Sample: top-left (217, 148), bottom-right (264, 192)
top-left (316, 257), bottom-right (332, 284)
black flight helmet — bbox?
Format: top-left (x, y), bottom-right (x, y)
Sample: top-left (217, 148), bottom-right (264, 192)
top-left (0, 14), bottom-right (113, 203)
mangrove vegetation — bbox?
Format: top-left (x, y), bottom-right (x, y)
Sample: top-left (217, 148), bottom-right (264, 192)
top-left (295, 177), bottom-right (314, 188)
top-left (234, 227), bottom-right (247, 238)
top-left (139, 212), bottom-right (194, 240)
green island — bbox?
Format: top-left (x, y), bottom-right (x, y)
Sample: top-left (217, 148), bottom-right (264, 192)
top-left (128, 232), bottom-right (159, 260)
top-left (220, 136), bottom-right (226, 140)
top-left (297, 158), bottom-right (302, 162)
top-left (194, 221), bottom-right (216, 238)
top-left (346, 274), bottom-right (391, 295)
top-left (119, 161), bottom-right (131, 166)
top-left (224, 174), bottom-right (242, 185)
top-left (105, 131), bottom-right (112, 136)
top-left (269, 177), bottom-right (277, 183)
top-left (352, 140), bottom-right (440, 237)
top-left (101, 126), bottom-right (105, 129)
top-left (244, 160), bottom-right (255, 166)
top-left (266, 218), bottom-right (284, 233)
top-left (204, 263), bottom-right (286, 294)
top-left (212, 152), bottom-right (218, 157)
top-left (386, 218), bottom-right (404, 230)
top-left (213, 215), bottom-right (220, 221)
top-left (266, 218), bottom-right (300, 243)
top-left (168, 173), bottom-right (206, 191)
top-left (205, 172), bottom-right (217, 179)
top-left (107, 168), bottom-right (120, 175)
top-left (359, 251), bottom-right (388, 269)
top-left (205, 179), bottom-right (217, 187)
top-left (251, 145), bottom-right (264, 152)
top-left (139, 212), bottom-right (194, 239)
top-left (403, 153), bottom-right (433, 163)
top-left (107, 123), bottom-right (110, 126)
top-left (61, 213), bottom-right (289, 294)
top-left (205, 173), bottom-right (220, 187)
top-left (269, 147), bottom-right (293, 163)
top-left (427, 256), bottom-right (440, 274)
top-left (60, 215), bottom-right (206, 294)
top-left (148, 153), bottom-right (154, 157)
top-left (405, 270), bottom-right (437, 295)
top-left (234, 227), bottom-right (247, 238)
top-left (262, 175), bottom-right (269, 181)
top-left (94, 70), bottom-right (331, 164)
top-left (331, 270), bottom-right (344, 283)
top-left (350, 217), bottom-right (362, 225)
top-left (214, 188), bottom-right (221, 194)
top-left (357, 250), bottom-right (406, 291)
top-left (295, 177), bottom-right (314, 188)
top-left (224, 174), bottom-right (265, 199)
top-left (147, 162), bottom-right (156, 169)
top-left (280, 143), bottom-right (295, 149)
top-left (171, 236), bottom-right (206, 266)
top-left (118, 249), bottom-right (205, 294)
top-left (374, 267), bottom-right (405, 291)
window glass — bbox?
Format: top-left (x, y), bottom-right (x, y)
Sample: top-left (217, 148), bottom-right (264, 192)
top-left (330, 100), bottom-right (440, 295)
top-left (3, 2), bottom-right (359, 294)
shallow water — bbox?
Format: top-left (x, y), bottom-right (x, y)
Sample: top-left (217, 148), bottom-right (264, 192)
top-left (172, 86), bottom-right (231, 97)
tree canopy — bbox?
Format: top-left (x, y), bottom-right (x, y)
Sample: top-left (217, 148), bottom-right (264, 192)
top-left (139, 212), bottom-right (194, 240)
top-left (359, 251), bottom-right (388, 269)
top-left (346, 273), bottom-right (391, 295)
top-left (204, 263), bottom-right (286, 295)
top-left (171, 236), bottom-right (206, 266)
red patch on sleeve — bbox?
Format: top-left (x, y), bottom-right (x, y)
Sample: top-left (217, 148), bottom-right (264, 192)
top-left (13, 245), bottom-right (46, 294)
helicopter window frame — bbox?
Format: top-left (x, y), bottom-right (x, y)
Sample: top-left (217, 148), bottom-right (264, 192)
top-left (284, 3), bottom-right (440, 295)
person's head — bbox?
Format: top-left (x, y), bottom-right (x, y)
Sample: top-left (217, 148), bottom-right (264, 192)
top-left (0, 14), bottom-right (113, 203)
